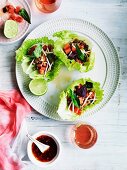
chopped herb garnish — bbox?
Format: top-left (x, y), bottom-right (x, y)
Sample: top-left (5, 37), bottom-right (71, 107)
top-left (33, 44), bottom-right (42, 58)
top-left (26, 54), bottom-right (35, 59)
top-left (76, 44), bottom-right (86, 61)
top-left (85, 81), bottom-right (93, 88)
top-left (19, 8), bottom-right (31, 24)
top-left (47, 53), bottom-right (56, 63)
top-left (69, 89), bottom-right (80, 108)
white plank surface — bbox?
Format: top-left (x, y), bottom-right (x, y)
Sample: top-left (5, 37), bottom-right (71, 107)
top-left (0, 0), bottom-right (127, 169)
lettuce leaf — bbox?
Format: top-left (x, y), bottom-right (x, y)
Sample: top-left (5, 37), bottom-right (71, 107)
top-left (21, 56), bottom-right (62, 81)
top-left (57, 91), bottom-right (80, 121)
top-left (46, 59), bottom-right (63, 82)
top-left (53, 30), bottom-right (77, 40)
top-left (57, 78), bottom-right (104, 121)
top-left (33, 43), bottom-right (42, 58)
top-left (16, 37), bottom-right (54, 62)
top-left (16, 37), bottom-right (62, 81)
top-left (53, 30), bottom-right (95, 72)
top-left (21, 57), bottom-right (35, 75)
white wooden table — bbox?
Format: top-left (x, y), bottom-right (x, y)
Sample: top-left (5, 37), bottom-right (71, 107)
top-left (0, 0), bottom-right (127, 169)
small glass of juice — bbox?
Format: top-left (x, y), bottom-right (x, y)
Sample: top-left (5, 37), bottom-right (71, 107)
top-left (71, 123), bottom-right (98, 149)
top-left (35, 0), bottom-right (62, 13)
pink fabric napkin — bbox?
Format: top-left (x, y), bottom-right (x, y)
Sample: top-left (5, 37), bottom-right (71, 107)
top-left (0, 90), bottom-right (31, 170)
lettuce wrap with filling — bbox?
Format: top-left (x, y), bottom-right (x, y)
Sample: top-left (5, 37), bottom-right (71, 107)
top-left (54, 30), bottom-right (95, 72)
top-left (57, 78), bottom-right (103, 121)
top-left (16, 37), bottom-right (62, 82)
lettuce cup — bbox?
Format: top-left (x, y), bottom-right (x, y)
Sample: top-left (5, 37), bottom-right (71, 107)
top-left (54, 30), bottom-right (95, 72)
top-left (16, 37), bottom-right (62, 82)
top-left (57, 78), bottom-right (104, 121)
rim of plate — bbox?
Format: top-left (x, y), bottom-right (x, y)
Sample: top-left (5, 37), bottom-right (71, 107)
top-left (16, 18), bottom-right (120, 121)
top-left (0, 0), bottom-right (31, 45)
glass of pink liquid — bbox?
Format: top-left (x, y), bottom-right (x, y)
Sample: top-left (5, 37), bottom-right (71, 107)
top-left (35, 0), bottom-right (62, 13)
top-left (71, 123), bottom-right (98, 149)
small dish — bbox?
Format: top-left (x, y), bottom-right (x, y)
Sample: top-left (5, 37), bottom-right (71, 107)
top-left (27, 131), bottom-right (61, 167)
top-left (0, 0), bottom-right (31, 45)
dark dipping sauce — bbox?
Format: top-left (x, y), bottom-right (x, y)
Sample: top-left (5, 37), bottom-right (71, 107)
top-left (32, 135), bottom-right (57, 162)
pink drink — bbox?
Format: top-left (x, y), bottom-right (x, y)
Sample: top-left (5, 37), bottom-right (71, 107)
top-left (35, 0), bottom-right (62, 13)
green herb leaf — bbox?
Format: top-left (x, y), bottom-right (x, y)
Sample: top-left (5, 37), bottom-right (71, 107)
top-left (85, 81), bottom-right (93, 88)
top-left (26, 54), bottom-right (35, 59)
top-left (19, 8), bottom-right (31, 24)
top-left (76, 44), bottom-right (86, 61)
top-left (33, 44), bottom-right (42, 58)
top-left (47, 53), bottom-right (56, 63)
top-left (69, 89), bottom-right (80, 108)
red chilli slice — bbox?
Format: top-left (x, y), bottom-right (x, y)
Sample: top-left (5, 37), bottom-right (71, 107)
top-left (70, 105), bottom-right (82, 115)
top-left (15, 16), bottom-right (23, 23)
top-left (9, 14), bottom-right (16, 21)
top-left (14, 6), bottom-right (21, 14)
top-left (6, 5), bottom-right (15, 14)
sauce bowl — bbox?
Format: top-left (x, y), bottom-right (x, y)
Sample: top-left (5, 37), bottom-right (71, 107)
top-left (27, 131), bottom-right (61, 167)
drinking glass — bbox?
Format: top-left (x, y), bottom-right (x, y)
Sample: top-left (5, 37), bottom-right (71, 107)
top-left (71, 123), bottom-right (98, 149)
top-left (35, 0), bottom-right (62, 13)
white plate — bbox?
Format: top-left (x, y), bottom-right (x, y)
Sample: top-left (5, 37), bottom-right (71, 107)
top-left (0, 0), bottom-right (31, 45)
top-left (16, 18), bottom-right (120, 121)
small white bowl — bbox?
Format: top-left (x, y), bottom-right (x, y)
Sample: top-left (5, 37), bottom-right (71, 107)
top-left (27, 131), bottom-right (61, 167)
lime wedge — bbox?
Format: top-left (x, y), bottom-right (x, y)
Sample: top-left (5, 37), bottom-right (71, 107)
top-left (29, 79), bottom-right (48, 96)
top-left (4, 20), bottom-right (18, 39)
